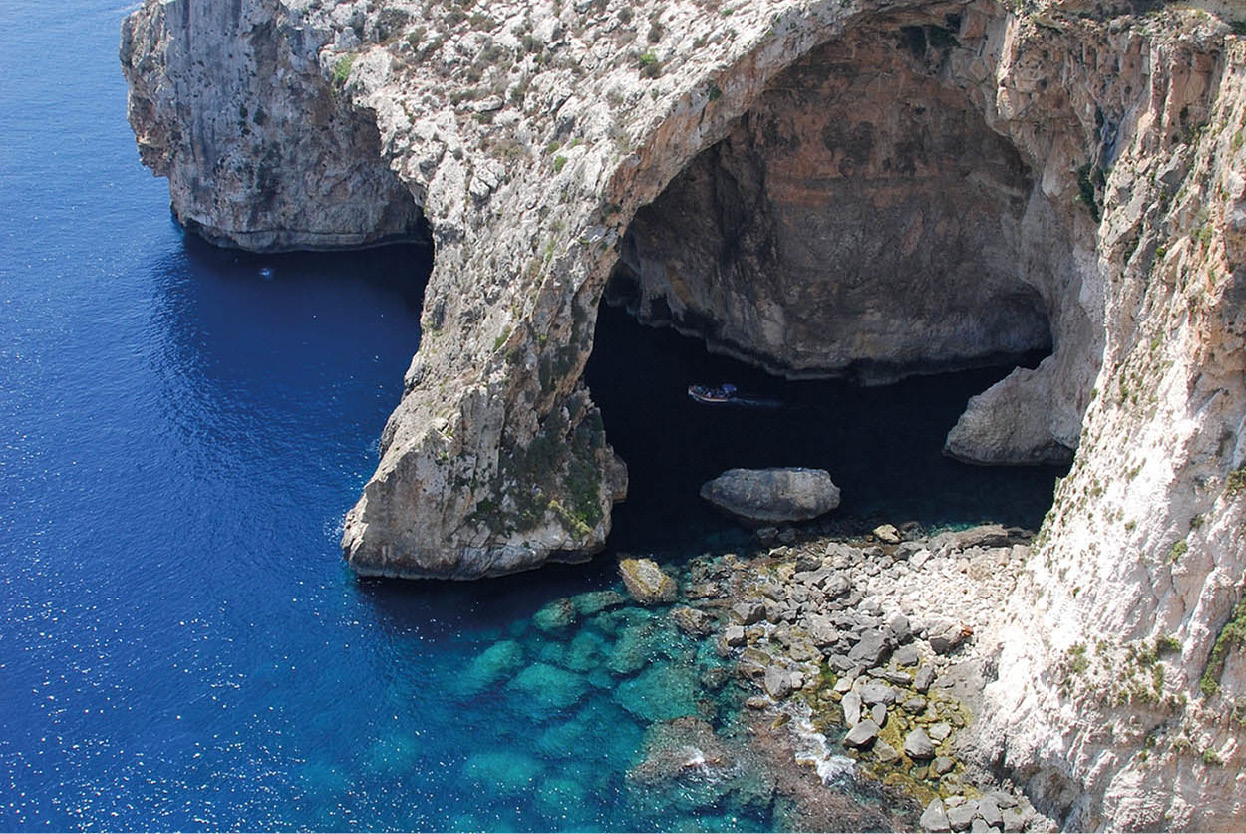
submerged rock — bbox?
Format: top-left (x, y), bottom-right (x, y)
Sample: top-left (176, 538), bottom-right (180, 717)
top-left (461, 750), bottom-right (543, 797)
top-left (458, 639), bottom-right (524, 696)
top-left (124, 0), bottom-right (1246, 823)
top-left (533, 598), bottom-right (577, 633)
top-left (628, 716), bottom-right (732, 786)
top-left (618, 558), bottom-right (677, 604)
top-left (506, 662), bottom-right (589, 716)
top-left (616, 663), bottom-right (701, 723)
top-left (700, 468), bottom-right (841, 524)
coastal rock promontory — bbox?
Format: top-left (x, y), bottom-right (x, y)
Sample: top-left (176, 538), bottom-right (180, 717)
top-left (123, 0), bottom-right (1246, 827)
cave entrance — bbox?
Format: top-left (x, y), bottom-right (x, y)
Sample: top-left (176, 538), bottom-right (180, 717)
top-left (586, 18), bottom-right (1068, 552)
top-left (584, 304), bottom-right (1061, 553)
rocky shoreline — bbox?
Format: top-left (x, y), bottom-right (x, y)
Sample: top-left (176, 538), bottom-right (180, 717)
top-left (634, 522), bottom-right (1059, 832)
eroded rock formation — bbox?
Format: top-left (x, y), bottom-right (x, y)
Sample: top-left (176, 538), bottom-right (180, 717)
top-left (123, 0), bottom-right (1246, 827)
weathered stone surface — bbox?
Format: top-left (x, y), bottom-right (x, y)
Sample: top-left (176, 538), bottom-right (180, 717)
top-left (849, 629), bottom-right (890, 667)
top-left (700, 468), bottom-right (841, 524)
top-left (874, 739), bottom-right (900, 765)
top-left (904, 728), bottom-right (937, 760)
top-left (671, 606), bottom-right (714, 636)
top-left (858, 682), bottom-right (895, 706)
top-left (731, 600), bottom-right (767, 626)
top-left (841, 690), bottom-right (862, 727)
top-left (947, 802), bottom-right (979, 832)
top-left (842, 719), bottom-right (880, 749)
top-left (873, 524), bottom-right (902, 545)
top-left (763, 666), bottom-right (794, 700)
top-left (978, 797), bottom-right (1004, 829)
top-left (921, 799), bottom-right (951, 833)
top-left (929, 622), bottom-right (968, 655)
top-left (618, 558), bottom-right (677, 604)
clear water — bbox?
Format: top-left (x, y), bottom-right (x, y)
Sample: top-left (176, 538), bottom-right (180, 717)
top-left (0, 2), bottom-right (1062, 831)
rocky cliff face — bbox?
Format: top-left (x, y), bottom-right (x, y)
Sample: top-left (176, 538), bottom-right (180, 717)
top-left (124, 0), bottom-right (1246, 827)
top-left (121, 0), bottom-right (422, 250)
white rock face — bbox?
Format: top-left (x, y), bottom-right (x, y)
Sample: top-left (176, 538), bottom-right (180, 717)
top-left (123, 0), bottom-right (1246, 826)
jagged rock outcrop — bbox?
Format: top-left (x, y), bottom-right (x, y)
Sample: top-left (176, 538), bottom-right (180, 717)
top-left (123, 0), bottom-right (1246, 827)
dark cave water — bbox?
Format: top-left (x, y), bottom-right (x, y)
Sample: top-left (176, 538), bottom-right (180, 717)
top-left (587, 302), bottom-right (1064, 555)
top-left (0, 0), bottom-right (1065, 830)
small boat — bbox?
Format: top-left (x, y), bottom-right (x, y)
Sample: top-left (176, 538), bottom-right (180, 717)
top-left (688, 382), bottom-right (784, 409)
top-left (687, 383), bottom-right (739, 404)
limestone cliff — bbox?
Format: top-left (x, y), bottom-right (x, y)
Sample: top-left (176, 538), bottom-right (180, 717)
top-left (123, 0), bottom-right (1246, 828)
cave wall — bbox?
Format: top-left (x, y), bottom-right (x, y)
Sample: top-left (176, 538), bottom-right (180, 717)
top-left (614, 26), bottom-right (1055, 384)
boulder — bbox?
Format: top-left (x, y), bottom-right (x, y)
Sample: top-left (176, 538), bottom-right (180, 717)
top-left (904, 727), bottom-right (937, 759)
top-left (888, 613), bottom-right (912, 643)
top-left (731, 600), bottom-right (767, 625)
top-left (619, 557), bottom-right (677, 604)
top-left (978, 797), bottom-right (1003, 829)
top-left (921, 799), bottom-right (951, 833)
top-left (841, 690), bottom-right (863, 726)
top-left (901, 696), bottom-right (927, 714)
top-left (806, 614), bottom-right (842, 647)
top-left (947, 802), bottom-right (979, 832)
top-left (849, 629), bottom-right (891, 666)
top-left (872, 523), bottom-right (902, 544)
top-left (700, 468), bottom-right (841, 523)
top-left (858, 681), bottom-right (896, 706)
top-left (929, 621), bottom-right (968, 654)
top-left (763, 666), bottom-right (795, 699)
top-left (894, 644), bottom-right (921, 667)
top-left (874, 739), bottom-right (901, 764)
top-left (843, 719), bottom-right (880, 749)
top-left (671, 606), bottom-right (714, 636)
top-left (823, 574), bottom-right (851, 598)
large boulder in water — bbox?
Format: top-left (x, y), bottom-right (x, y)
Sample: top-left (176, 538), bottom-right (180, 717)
top-left (699, 468), bottom-right (841, 523)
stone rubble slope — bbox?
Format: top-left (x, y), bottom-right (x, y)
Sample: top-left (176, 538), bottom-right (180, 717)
top-left (686, 524), bottom-right (1053, 832)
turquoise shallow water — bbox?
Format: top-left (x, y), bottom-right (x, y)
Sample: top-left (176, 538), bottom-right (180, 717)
top-left (0, 1), bottom-right (1062, 830)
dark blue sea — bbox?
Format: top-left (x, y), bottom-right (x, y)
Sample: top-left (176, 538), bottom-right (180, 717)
top-left (0, 1), bottom-right (1061, 830)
